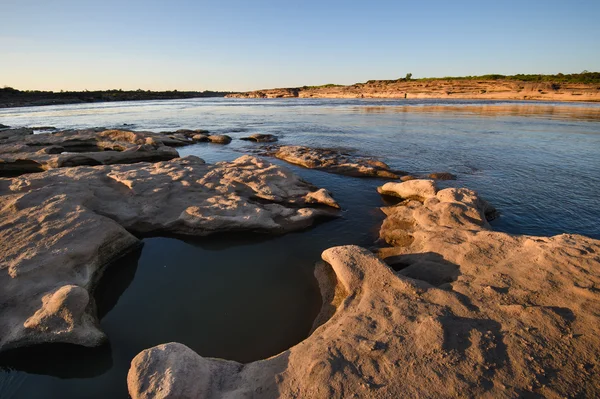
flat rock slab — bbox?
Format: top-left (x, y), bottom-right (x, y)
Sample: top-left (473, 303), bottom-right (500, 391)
top-left (0, 155), bottom-right (340, 352)
top-left (272, 145), bottom-right (403, 178)
top-left (0, 127), bottom-right (34, 140)
top-left (128, 182), bottom-right (600, 398)
top-left (0, 128), bottom-right (214, 176)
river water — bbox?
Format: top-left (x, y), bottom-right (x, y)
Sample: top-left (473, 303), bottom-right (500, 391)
top-left (0, 98), bottom-right (599, 398)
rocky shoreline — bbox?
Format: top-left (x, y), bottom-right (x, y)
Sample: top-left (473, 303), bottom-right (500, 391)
top-left (0, 126), bottom-right (342, 353)
top-left (1, 126), bottom-right (599, 398)
top-left (226, 79), bottom-right (600, 102)
top-left (126, 180), bottom-right (600, 398)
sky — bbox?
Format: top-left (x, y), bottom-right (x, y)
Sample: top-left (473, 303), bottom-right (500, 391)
top-left (1, 0), bottom-right (599, 92)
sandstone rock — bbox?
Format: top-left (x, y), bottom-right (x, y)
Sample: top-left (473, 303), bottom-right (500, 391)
top-left (0, 128), bottom-right (210, 176)
top-left (128, 186), bottom-right (600, 398)
top-left (22, 285), bottom-right (105, 347)
top-left (0, 155), bottom-right (340, 352)
top-left (192, 134), bottom-right (209, 142)
top-left (304, 188), bottom-right (340, 209)
top-left (128, 343), bottom-right (222, 399)
top-left (240, 133), bottom-right (278, 143)
top-left (207, 134), bottom-right (232, 144)
top-left (378, 187), bottom-right (494, 248)
top-left (274, 145), bottom-right (401, 178)
top-left (373, 185), bottom-right (600, 397)
top-left (0, 196), bottom-right (138, 351)
top-left (377, 179), bottom-right (437, 200)
top-left (428, 172), bottom-right (457, 180)
top-left (0, 127), bottom-right (33, 140)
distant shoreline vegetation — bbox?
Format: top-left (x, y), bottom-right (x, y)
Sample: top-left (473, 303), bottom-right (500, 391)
top-left (411, 72), bottom-right (600, 84)
top-left (3, 72), bottom-right (600, 108)
top-left (264, 72), bottom-right (600, 92)
top-left (359, 72), bottom-right (600, 85)
top-left (0, 88), bottom-right (231, 109)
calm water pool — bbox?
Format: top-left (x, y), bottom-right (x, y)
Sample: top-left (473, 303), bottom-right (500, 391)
top-left (1, 98), bottom-right (599, 398)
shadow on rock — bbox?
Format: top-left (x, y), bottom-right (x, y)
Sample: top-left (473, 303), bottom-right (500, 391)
top-left (0, 342), bottom-right (113, 379)
top-left (93, 245), bottom-right (143, 320)
top-left (383, 251), bottom-right (461, 287)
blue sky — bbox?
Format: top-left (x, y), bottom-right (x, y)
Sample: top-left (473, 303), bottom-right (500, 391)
top-left (1, 0), bottom-right (599, 91)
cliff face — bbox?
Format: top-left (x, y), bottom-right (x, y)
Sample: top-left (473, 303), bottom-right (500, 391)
top-left (227, 80), bottom-right (600, 102)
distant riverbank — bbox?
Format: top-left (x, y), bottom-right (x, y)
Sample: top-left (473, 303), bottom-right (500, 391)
top-left (0, 87), bottom-right (230, 109)
top-left (227, 73), bottom-right (600, 102)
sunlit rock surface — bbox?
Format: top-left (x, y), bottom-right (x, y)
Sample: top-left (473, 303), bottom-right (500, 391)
top-left (274, 145), bottom-right (402, 178)
top-left (0, 128), bottom-right (213, 175)
top-left (128, 181), bottom-right (600, 398)
top-left (0, 155), bottom-right (339, 352)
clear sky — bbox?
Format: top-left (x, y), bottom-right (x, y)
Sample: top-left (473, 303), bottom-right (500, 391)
top-left (1, 0), bottom-right (599, 91)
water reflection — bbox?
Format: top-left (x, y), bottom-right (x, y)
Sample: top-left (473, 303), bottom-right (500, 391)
top-left (354, 104), bottom-right (600, 122)
top-left (0, 98), bottom-right (599, 398)
top-left (0, 343), bottom-right (113, 379)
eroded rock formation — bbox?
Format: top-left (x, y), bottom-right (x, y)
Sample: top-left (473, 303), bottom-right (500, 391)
top-left (0, 155), bottom-right (340, 352)
top-left (0, 128), bottom-right (213, 176)
top-left (273, 145), bottom-right (403, 178)
top-left (127, 180), bottom-right (600, 398)
top-left (227, 79), bottom-right (600, 102)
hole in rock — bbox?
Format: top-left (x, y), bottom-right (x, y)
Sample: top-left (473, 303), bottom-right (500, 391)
top-left (0, 237), bottom-right (324, 399)
top-left (95, 235), bottom-right (324, 362)
top-left (379, 193), bottom-right (407, 206)
top-left (0, 160), bottom-right (44, 177)
top-left (384, 252), bottom-right (461, 286)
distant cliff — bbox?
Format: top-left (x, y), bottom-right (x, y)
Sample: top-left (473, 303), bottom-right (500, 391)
top-left (226, 73), bottom-right (600, 102)
top-left (0, 88), bottom-right (231, 108)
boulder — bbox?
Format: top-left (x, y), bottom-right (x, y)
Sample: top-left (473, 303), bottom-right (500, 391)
top-left (207, 135), bottom-right (232, 144)
top-left (0, 155), bottom-right (340, 352)
top-left (192, 134), bottom-right (209, 142)
top-left (240, 133), bottom-right (278, 143)
top-left (128, 343), bottom-right (226, 399)
top-left (377, 179), bottom-right (438, 200)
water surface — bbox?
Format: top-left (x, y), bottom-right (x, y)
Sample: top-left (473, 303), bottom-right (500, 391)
top-left (1, 98), bottom-right (599, 398)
